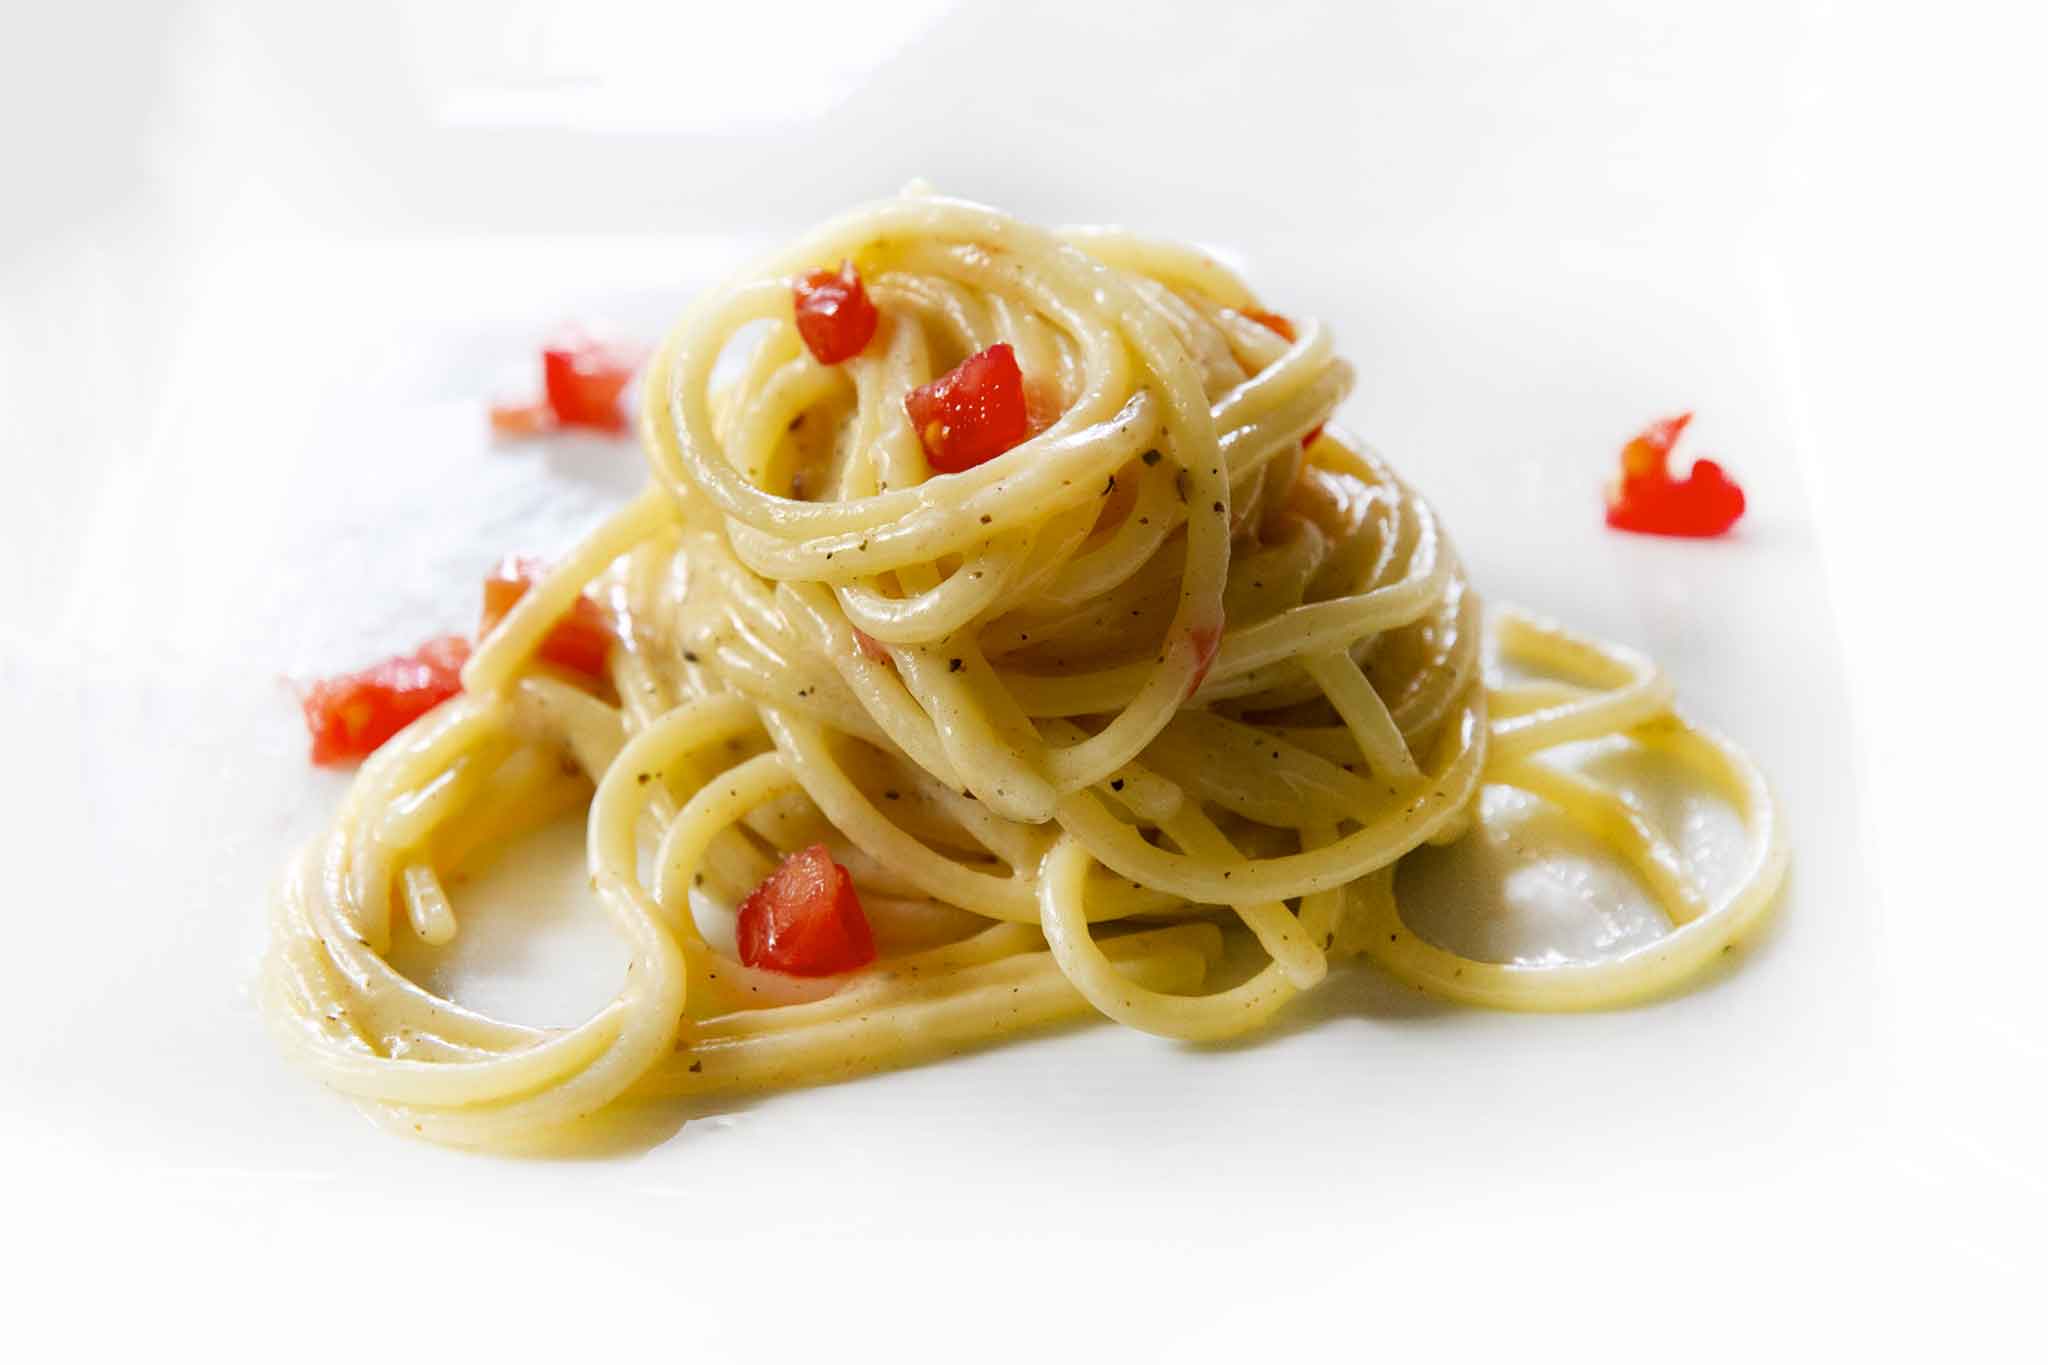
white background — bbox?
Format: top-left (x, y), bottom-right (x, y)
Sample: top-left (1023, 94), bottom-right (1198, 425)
top-left (2, 1), bottom-right (2043, 1359)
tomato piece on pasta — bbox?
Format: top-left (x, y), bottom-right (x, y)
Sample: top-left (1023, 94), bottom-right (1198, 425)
top-left (1604, 412), bottom-right (1746, 538)
top-left (301, 635), bottom-right (470, 766)
top-left (850, 627), bottom-right (891, 662)
top-left (736, 844), bottom-right (877, 977)
top-left (1247, 310), bottom-right (1297, 344)
top-left (905, 343), bottom-right (1030, 474)
top-left (479, 556), bottom-right (616, 678)
top-left (793, 261), bottom-right (879, 365)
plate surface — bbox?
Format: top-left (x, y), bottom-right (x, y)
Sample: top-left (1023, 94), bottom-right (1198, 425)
top-left (4, 1), bottom-right (2040, 1358)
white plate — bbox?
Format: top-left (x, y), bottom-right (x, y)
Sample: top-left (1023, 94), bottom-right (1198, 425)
top-left (5, 1), bottom-right (2040, 1357)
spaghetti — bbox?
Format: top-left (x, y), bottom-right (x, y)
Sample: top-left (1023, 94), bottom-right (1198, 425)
top-left (264, 192), bottom-right (1786, 1147)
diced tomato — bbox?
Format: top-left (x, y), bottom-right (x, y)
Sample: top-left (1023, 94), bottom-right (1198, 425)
top-left (1247, 310), bottom-right (1298, 344)
top-left (488, 399), bottom-right (554, 439)
top-left (301, 635), bottom-right (470, 766)
top-left (479, 556), bottom-right (616, 678)
top-left (851, 627), bottom-right (891, 663)
top-left (541, 333), bottom-right (639, 432)
top-left (736, 843), bottom-right (876, 977)
top-left (1604, 412), bottom-right (1746, 538)
top-left (793, 261), bottom-right (879, 365)
top-left (1187, 623), bottom-right (1222, 698)
top-left (905, 343), bottom-right (1031, 474)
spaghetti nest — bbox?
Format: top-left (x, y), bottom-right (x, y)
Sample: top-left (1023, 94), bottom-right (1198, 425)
top-left (264, 194), bottom-right (1786, 1147)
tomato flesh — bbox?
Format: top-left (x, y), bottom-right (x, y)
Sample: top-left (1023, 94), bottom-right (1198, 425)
top-left (793, 261), bottom-right (879, 365)
top-left (1247, 310), bottom-right (1298, 344)
top-left (489, 399), bottom-right (554, 438)
top-left (1605, 412), bottom-right (1746, 538)
top-left (479, 556), bottom-right (616, 678)
top-left (542, 334), bottom-right (638, 432)
top-left (851, 627), bottom-right (891, 663)
top-left (301, 635), bottom-right (470, 766)
top-left (905, 343), bottom-right (1030, 474)
top-left (736, 844), bottom-right (876, 977)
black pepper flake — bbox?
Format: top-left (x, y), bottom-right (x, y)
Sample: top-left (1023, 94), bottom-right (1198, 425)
top-left (948, 658), bottom-right (963, 672)
top-left (1175, 470), bottom-right (1190, 502)
top-left (1110, 779), bottom-right (1125, 791)
top-left (636, 772), bottom-right (651, 785)
top-left (884, 790), bottom-right (900, 800)
top-left (683, 650), bottom-right (700, 663)
top-left (689, 1060), bottom-right (703, 1073)
top-left (1103, 474), bottom-right (1116, 496)
top-left (1212, 500), bottom-right (1225, 514)
top-left (1142, 449), bottom-right (1161, 466)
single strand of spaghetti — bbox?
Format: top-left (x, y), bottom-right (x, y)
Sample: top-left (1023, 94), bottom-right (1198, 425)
top-left (1303, 650), bottom-right (1422, 783)
top-left (399, 863), bottom-right (458, 946)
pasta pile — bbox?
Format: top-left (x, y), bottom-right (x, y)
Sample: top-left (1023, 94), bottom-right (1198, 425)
top-left (265, 193), bottom-right (1785, 1147)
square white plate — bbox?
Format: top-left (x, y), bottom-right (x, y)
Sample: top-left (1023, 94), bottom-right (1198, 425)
top-left (5, 1), bottom-right (2040, 1357)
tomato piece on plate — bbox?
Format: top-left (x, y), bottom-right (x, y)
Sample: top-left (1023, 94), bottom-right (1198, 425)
top-left (736, 843), bottom-right (877, 977)
top-left (301, 635), bottom-right (470, 766)
top-left (542, 333), bottom-right (639, 432)
top-left (479, 556), bottom-right (616, 678)
top-left (488, 399), bottom-right (554, 439)
top-left (905, 343), bottom-right (1031, 474)
top-left (1604, 412), bottom-right (1746, 538)
top-left (793, 260), bottom-right (879, 365)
